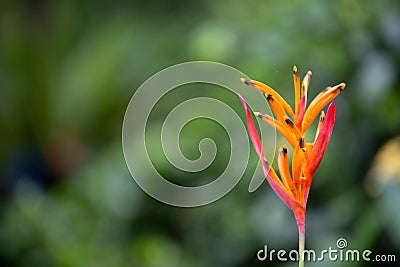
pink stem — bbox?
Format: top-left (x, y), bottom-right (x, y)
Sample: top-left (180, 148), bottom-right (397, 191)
top-left (295, 208), bottom-right (306, 267)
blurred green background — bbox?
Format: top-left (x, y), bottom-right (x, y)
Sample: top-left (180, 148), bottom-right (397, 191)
top-left (1, 0), bottom-right (400, 266)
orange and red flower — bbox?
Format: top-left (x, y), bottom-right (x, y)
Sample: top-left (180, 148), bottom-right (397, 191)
top-left (239, 66), bottom-right (345, 266)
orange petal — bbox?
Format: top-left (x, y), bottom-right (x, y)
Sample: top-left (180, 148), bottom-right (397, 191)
top-left (299, 176), bottom-right (307, 204)
top-left (241, 78), bottom-right (295, 119)
top-left (265, 93), bottom-right (287, 123)
top-left (302, 83), bottom-right (345, 132)
top-left (292, 138), bottom-right (306, 196)
top-left (278, 146), bottom-right (295, 194)
top-left (284, 116), bottom-right (302, 139)
top-left (266, 160), bottom-right (285, 189)
top-left (254, 112), bottom-right (297, 148)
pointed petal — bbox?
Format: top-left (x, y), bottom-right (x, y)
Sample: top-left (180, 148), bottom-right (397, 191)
top-left (284, 116), bottom-right (302, 139)
top-left (255, 112), bottom-right (297, 148)
top-left (265, 93), bottom-right (287, 123)
top-left (296, 96), bottom-right (306, 130)
top-left (299, 176), bottom-right (308, 204)
top-left (301, 70), bottom-right (312, 109)
top-left (239, 95), bottom-right (299, 210)
top-left (314, 111), bottom-right (325, 142)
top-left (241, 78), bottom-right (295, 119)
top-left (302, 83), bottom-right (345, 132)
top-left (292, 138), bottom-right (306, 196)
top-left (293, 66), bottom-right (301, 115)
top-left (305, 102), bottom-right (336, 176)
top-left (278, 146), bottom-right (295, 193)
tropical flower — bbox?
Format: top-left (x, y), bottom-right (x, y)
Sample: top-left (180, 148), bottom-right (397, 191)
top-left (239, 66), bottom-right (345, 266)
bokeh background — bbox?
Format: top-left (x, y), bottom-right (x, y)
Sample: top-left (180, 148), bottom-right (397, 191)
top-left (1, 0), bottom-right (400, 266)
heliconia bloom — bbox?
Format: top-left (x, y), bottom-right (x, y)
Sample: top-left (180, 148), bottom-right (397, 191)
top-left (239, 66), bottom-right (345, 267)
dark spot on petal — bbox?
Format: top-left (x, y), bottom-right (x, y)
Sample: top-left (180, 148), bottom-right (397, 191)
top-left (299, 137), bottom-right (305, 148)
top-left (285, 118), bottom-right (294, 127)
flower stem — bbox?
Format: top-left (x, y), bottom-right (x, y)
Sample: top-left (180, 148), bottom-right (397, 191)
top-left (295, 208), bottom-right (306, 267)
top-left (298, 227), bottom-right (305, 267)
